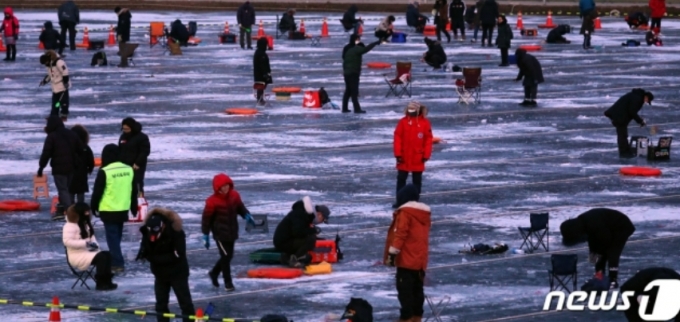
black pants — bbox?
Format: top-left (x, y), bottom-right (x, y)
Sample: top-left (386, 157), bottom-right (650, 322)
top-left (583, 33), bottom-right (592, 48)
top-left (276, 234), bottom-right (316, 259)
top-left (451, 20), bottom-right (465, 38)
top-left (256, 89), bottom-right (265, 102)
top-left (91, 251), bottom-right (112, 279)
top-left (500, 48), bottom-right (508, 65)
top-left (397, 267), bottom-right (425, 320)
top-left (436, 19), bottom-right (451, 42)
top-left (134, 168), bottom-right (146, 193)
top-left (60, 21), bottom-right (77, 51)
top-left (523, 84), bottom-right (537, 101)
top-left (211, 240), bottom-right (235, 286)
top-left (51, 90), bottom-right (70, 116)
top-left (397, 170), bottom-right (422, 196)
top-left (481, 24), bottom-right (494, 46)
top-left (239, 27), bottom-right (252, 48)
top-left (594, 236), bottom-right (629, 282)
top-left (375, 30), bottom-right (392, 42)
top-left (614, 123), bottom-right (630, 154)
top-left (342, 73), bottom-right (361, 112)
top-left (4, 44), bottom-right (16, 60)
top-left (651, 17), bottom-right (661, 30)
top-left (53, 174), bottom-right (73, 211)
top-left (154, 276), bottom-right (195, 322)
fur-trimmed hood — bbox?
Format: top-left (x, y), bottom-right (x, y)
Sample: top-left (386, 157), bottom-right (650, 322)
top-left (397, 201), bottom-right (431, 225)
top-left (291, 195), bottom-right (315, 215)
top-left (144, 207), bottom-right (183, 232)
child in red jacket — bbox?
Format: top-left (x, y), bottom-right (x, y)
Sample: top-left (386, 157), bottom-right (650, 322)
top-left (392, 101), bottom-right (433, 208)
top-left (201, 173), bottom-right (255, 292)
top-left (1, 7), bottom-right (20, 61)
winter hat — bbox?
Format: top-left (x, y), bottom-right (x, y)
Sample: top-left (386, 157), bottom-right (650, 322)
top-left (315, 205), bottom-right (331, 223)
top-left (100, 144), bottom-right (120, 167)
top-left (396, 184), bottom-right (420, 208)
top-left (146, 214), bottom-right (164, 241)
top-left (407, 101), bottom-right (421, 111)
top-left (644, 91), bottom-right (654, 105)
top-left (121, 117), bottom-right (137, 131)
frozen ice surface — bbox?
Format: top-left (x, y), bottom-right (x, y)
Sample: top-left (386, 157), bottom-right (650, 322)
top-left (0, 10), bottom-right (679, 322)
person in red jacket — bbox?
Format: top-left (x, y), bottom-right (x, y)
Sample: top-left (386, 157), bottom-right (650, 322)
top-left (649, 0), bottom-right (665, 32)
top-left (201, 173), bottom-right (255, 292)
top-left (384, 184), bottom-right (431, 322)
top-left (1, 7), bottom-right (20, 61)
top-left (393, 101), bottom-right (433, 208)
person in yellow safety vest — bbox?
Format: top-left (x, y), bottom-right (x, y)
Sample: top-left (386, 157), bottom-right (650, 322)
top-left (90, 144), bottom-right (137, 273)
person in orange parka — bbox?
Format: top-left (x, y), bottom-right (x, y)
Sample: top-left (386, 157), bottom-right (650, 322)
top-left (384, 183), bottom-right (431, 322)
top-left (1, 7), bottom-right (20, 61)
top-left (649, 0), bottom-right (666, 32)
top-left (393, 101), bottom-right (433, 208)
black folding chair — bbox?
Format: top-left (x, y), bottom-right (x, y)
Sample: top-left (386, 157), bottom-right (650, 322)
top-left (518, 212), bottom-right (549, 252)
top-left (64, 247), bottom-right (96, 290)
top-left (548, 254), bottom-right (578, 293)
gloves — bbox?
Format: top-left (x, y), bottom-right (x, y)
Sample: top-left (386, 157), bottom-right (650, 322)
top-left (62, 76), bottom-right (70, 89)
top-left (385, 253), bottom-right (397, 267)
top-left (202, 234), bottom-right (210, 250)
top-left (86, 241), bottom-right (99, 251)
top-left (640, 120), bottom-right (646, 127)
top-left (396, 156), bottom-right (404, 163)
top-left (37, 168), bottom-right (43, 177)
top-left (422, 158), bottom-right (429, 163)
top-left (245, 213), bottom-right (256, 226)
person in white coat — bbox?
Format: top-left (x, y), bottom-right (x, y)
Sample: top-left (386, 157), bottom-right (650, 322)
top-left (39, 50), bottom-right (71, 119)
top-left (63, 202), bottom-right (117, 291)
top-left (374, 15), bottom-right (395, 43)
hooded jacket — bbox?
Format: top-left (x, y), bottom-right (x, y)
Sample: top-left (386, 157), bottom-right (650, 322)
top-left (649, 0), bottom-right (666, 18)
top-left (343, 5), bottom-right (359, 26)
top-left (253, 37), bottom-right (271, 83)
top-left (424, 38), bottom-right (447, 66)
top-left (496, 15), bottom-right (513, 48)
top-left (279, 10), bottom-right (296, 32)
top-left (39, 21), bottom-right (63, 51)
top-left (273, 196), bottom-right (317, 248)
top-left (58, 1), bottom-right (80, 24)
top-left (201, 174), bottom-right (249, 242)
top-left (343, 40), bottom-right (380, 75)
top-left (237, 1), bottom-right (256, 28)
top-left (546, 24), bottom-right (570, 43)
top-left (479, 0), bottom-right (499, 25)
top-left (449, 0), bottom-right (466, 23)
top-left (137, 208), bottom-right (189, 279)
top-left (90, 144), bottom-right (138, 223)
top-left (1, 7), bottom-right (19, 38)
top-left (170, 19), bottom-right (189, 43)
top-left (118, 117), bottom-right (151, 169)
top-left (116, 8), bottom-right (132, 41)
top-left (69, 125), bottom-right (95, 194)
top-left (515, 49), bottom-right (544, 86)
top-left (384, 185), bottom-right (431, 271)
top-left (63, 205), bottom-right (99, 271)
top-left (604, 88), bottom-right (649, 126)
top-left (560, 208), bottom-right (636, 256)
top-left (394, 104), bottom-right (433, 172)
top-left (43, 50), bottom-right (70, 93)
top-left (39, 115), bottom-right (84, 175)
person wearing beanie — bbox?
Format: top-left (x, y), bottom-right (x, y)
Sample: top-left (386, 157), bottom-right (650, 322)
top-left (273, 196), bottom-right (330, 268)
top-left (393, 101), bottom-right (432, 208)
top-left (604, 89), bottom-right (653, 158)
top-left (39, 50), bottom-right (71, 119)
top-left (515, 48), bottom-right (544, 107)
top-left (560, 208), bottom-right (636, 289)
top-left (342, 35), bottom-right (381, 113)
top-left (422, 37), bottom-right (447, 69)
top-left (495, 15), bottom-right (513, 67)
top-left (91, 144), bottom-right (138, 273)
top-left (621, 267), bottom-right (680, 321)
top-left (384, 183), bottom-right (431, 322)
top-left (253, 37), bottom-right (271, 106)
top-left (114, 6), bottom-right (132, 43)
top-left (38, 115), bottom-right (83, 221)
top-left (39, 21), bottom-right (64, 55)
top-left (137, 208), bottom-right (195, 322)
top-left (1, 7), bottom-right (20, 61)
top-left (69, 124), bottom-right (95, 204)
top-left (118, 117), bottom-right (151, 193)
top-left (201, 173), bottom-right (254, 292)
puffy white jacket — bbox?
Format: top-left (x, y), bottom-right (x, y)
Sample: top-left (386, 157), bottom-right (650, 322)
top-left (376, 17), bottom-right (393, 32)
top-left (47, 59), bottom-right (70, 93)
top-left (63, 222), bottom-right (99, 271)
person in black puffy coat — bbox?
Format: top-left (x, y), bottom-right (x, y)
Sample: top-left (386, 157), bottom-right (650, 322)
top-left (118, 117), bottom-right (150, 192)
top-left (449, 0), bottom-right (466, 40)
top-left (342, 5), bottom-right (362, 35)
top-left (237, 1), bottom-right (256, 49)
top-left (560, 208), bottom-right (636, 289)
top-left (406, 2), bottom-right (428, 33)
top-left (515, 48), bottom-right (544, 107)
top-left (495, 15), bottom-right (513, 66)
top-left (39, 21), bottom-right (64, 55)
top-left (253, 37), bottom-right (271, 106)
top-left (69, 124), bottom-right (94, 204)
top-left (479, 0), bottom-right (499, 47)
top-left (114, 7), bottom-right (132, 43)
top-left (170, 19), bottom-right (190, 45)
top-left (137, 208), bottom-right (195, 322)
top-left (38, 115), bottom-right (84, 220)
top-left (546, 25), bottom-right (571, 44)
top-left (604, 88), bottom-right (653, 158)
top-left (58, 0), bottom-right (79, 51)
top-left (423, 37), bottom-right (447, 69)
top-left (273, 196), bottom-right (330, 268)
top-left (621, 267), bottom-right (680, 322)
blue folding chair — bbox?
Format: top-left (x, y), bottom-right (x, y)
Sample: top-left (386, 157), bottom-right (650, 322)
top-left (548, 254), bottom-right (578, 293)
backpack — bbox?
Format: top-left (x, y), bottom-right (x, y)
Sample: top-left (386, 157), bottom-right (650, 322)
top-left (341, 298), bottom-right (373, 322)
top-left (260, 314), bottom-right (288, 322)
top-left (90, 51), bottom-right (108, 66)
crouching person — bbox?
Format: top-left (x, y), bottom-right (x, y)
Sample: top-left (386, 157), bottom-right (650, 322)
top-left (384, 184), bottom-right (431, 322)
top-left (63, 202), bottom-right (116, 291)
top-left (273, 196), bottom-right (330, 268)
top-left (137, 208), bottom-right (195, 322)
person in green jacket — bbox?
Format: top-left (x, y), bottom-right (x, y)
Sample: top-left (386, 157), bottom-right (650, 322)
top-left (495, 15), bottom-right (513, 66)
top-left (91, 144), bottom-right (138, 273)
top-left (342, 35), bottom-right (381, 114)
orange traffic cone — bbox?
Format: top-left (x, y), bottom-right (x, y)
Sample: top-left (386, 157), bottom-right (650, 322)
top-left (300, 19), bottom-right (306, 34)
top-left (194, 308), bottom-right (204, 321)
top-left (257, 20), bottom-right (265, 37)
top-left (48, 296), bottom-right (61, 322)
top-left (224, 21), bottom-right (230, 34)
top-left (594, 17), bottom-right (602, 29)
top-left (321, 17), bottom-right (329, 37)
top-left (358, 16), bottom-right (363, 35)
top-left (77, 26), bottom-right (90, 48)
top-left (108, 25), bottom-right (116, 46)
top-left (538, 11), bottom-right (556, 28)
top-left (0, 37), bottom-right (5, 52)
top-left (50, 196), bottom-right (59, 215)
top-left (516, 11), bottom-right (524, 29)
top-left (39, 28), bottom-right (45, 49)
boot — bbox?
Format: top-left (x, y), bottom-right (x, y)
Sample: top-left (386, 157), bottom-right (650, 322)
top-left (10, 48), bottom-right (16, 61)
top-left (527, 100), bottom-right (537, 107)
top-left (95, 273), bottom-right (118, 291)
top-left (519, 99), bottom-right (532, 106)
top-left (52, 204), bottom-right (66, 221)
top-left (208, 270), bottom-right (219, 287)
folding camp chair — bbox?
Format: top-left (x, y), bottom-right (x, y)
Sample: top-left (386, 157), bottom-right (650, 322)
top-left (117, 43), bottom-right (138, 67)
top-left (424, 295), bottom-right (451, 322)
top-left (384, 62), bottom-right (412, 98)
top-left (518, 212), bottom-right (549, 253)
top-left (64, 247), bottom-right (96, 290)
top-left (455, 67), bottom-right (482, 104)
top-left (149, 22), bottom-right (167, 48)
top-left (548, 254), bottom-right (578, 293)
top-left (253, 82), bottom-right (270, 107)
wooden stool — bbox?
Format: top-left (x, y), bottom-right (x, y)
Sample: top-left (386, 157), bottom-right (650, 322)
top-left (33, 175), bottom-right (50, 199)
